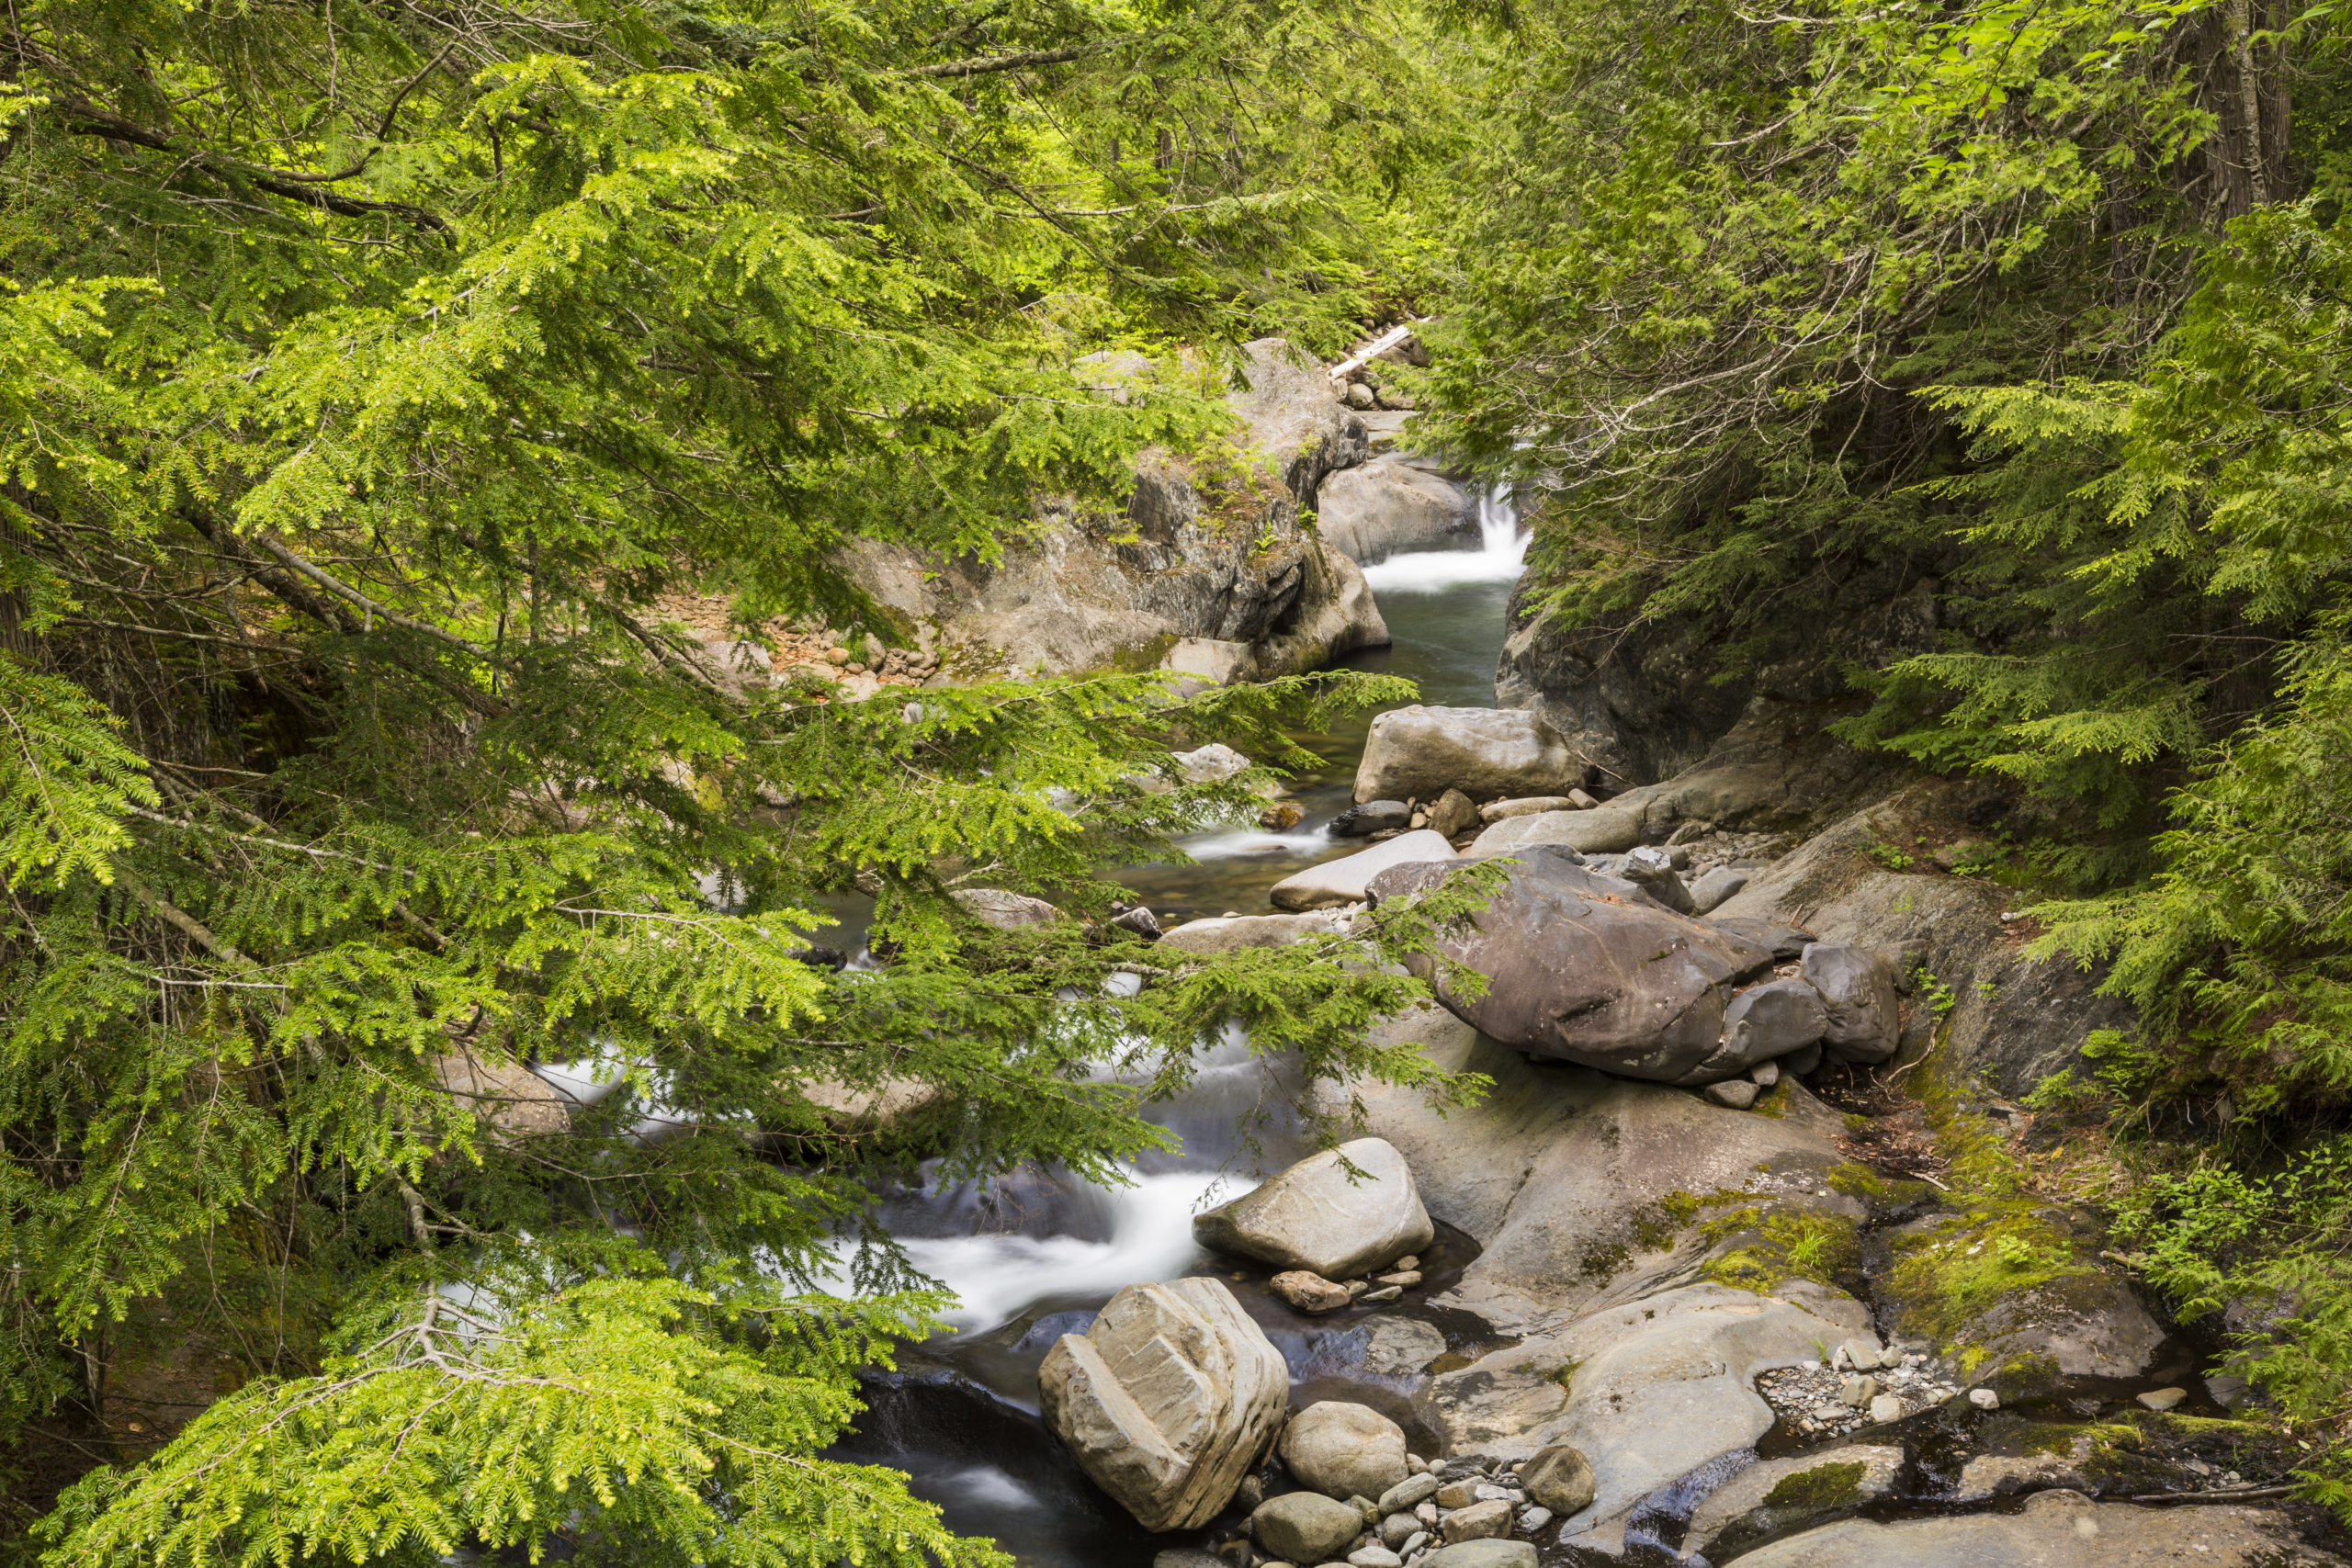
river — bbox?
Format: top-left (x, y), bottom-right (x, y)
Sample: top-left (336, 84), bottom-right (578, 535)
top-left (826, 497), bottom-right (1530, 1567)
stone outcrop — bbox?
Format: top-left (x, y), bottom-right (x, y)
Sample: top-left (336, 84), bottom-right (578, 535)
top-left (1193, 1137), bottom-right (1434, 1280)
top-left (842, 338), bottom-right (1387, 682)
top-left (1317, 455), bottom-right (1477, 563)
top-left (1036, 1278), bottom-right (1288, 1530)
top-left (1279, 1400), bottom-right (1411, 1501)
top-left (1354, 706), bottom-right (1588, 804)
top-left (1730, 1487), bottom-right (2345, 1566)
top-left (1269, 829), bottom-right (1455, 911)
top-left (1493, 569), bottom-right (1940, 788)
top-left (1679, 1446), bottom-right (1904, 1562)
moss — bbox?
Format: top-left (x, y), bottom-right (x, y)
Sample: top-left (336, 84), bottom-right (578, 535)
top-left (1760, 1461), bottom-right (1866, 1511)
top-left (1579, 1241), bottom-right (1632, 1280)
top-left (1884, 1208), bottom-right (2092, 1343)
top-left (1825, 1161), bottom-right (1938, 1208)
top-left (1696, 1207), bottom-right (1862, 1293)
top-left (1751, 1079), bottom-right (1790, 1119)
top-left (1103, 631), bottom-right (1182, 674)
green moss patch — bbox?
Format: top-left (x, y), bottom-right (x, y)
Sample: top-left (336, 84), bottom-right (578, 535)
top-left (1761, 1460), bottom-right (1866, 1510)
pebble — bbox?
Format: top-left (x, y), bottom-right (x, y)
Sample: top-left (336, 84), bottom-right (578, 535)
top-left (1473, 1484), bottom-right (1516, 1503)
top-left (1374, 1270), bottom-right (1423, 1288)
top-left (1350, 1549), bottom-right (1402, 1568)
top-left (1758, 1360), bottom-right (1960, 1434)
top-left (2138, 1387), bottom-right (2188, 1412)
top-left (1969, 1388), bottom-right (2000, 1410)
top-left (1517, 1507), bottom-right (1553, 1532)
top-left (1869, 1393), bottom-right (1905, 1424)
top-left (1400, 1534), bottom-right (1427, 1557)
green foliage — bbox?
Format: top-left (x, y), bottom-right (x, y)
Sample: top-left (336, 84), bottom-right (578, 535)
top-left (0, 0), bottom-right (1477, 1554)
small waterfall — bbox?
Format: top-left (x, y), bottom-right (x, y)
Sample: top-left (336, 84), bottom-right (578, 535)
top-left (1359, 481), bottom-right (1528, 592)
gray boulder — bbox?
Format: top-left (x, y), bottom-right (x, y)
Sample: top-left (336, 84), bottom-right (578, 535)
top-left (1520, 1445), bottom-right (1596, 1514)
top-left (1702, 976), bottom-right (1832, 1078)
top-left (1802, 942), bottom-right (1899, 1063)
top-left (1620, 845), bottom-right (1695, 914)
top-left (1364, 849), bottom-right (1777, 1082)
top-left (1354, 706), bottom-right (1586, 804)
top-left (1334, 799), bottom-right (1411, 838)
top-left (1467, 806), bottom-right (1642, 857)
top-left (952, 888), bottom-right (1061, 929)
top-left (1317, 456), bottom-right (1477, 563)
top-left (1687, 866), bottom-right (1749, 914)
top-left (1193, 1137), bottom-right (1434, 1280)
top-left (1037, 1278), bottom-right (1288, 1530)
top-left (1250, 1491), bottom-right (1368, 1565)
top-left (1280, 1401), bottom-right (1411, 1501)
top-left (1270, 830), bottom-right (1455, 911)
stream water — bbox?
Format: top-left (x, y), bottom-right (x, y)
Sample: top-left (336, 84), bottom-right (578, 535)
top-left (825, 498), bottom-right (1530, 1567)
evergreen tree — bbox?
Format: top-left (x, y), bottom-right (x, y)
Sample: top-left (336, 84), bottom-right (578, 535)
top-left (0, 0), bottom-right (1474, 1556)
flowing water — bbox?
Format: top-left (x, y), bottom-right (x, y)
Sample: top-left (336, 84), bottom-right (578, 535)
top-left (825, 492), bottom-right (1531, 1567)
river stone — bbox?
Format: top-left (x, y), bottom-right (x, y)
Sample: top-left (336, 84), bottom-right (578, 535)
top-left (1725, 1486), bottom-right (2343, 1565)
top-left (1428, 787), bottom-right (1479, 839)
top-left (1196, 1138), bottom-right (1434, 1280)
top-left (1691, 976), bottom-right (1831, 1080)
top-left (1271, 830), bottom-right (1456, 911)
top-left (1334, 799), bottom-right (1412, 838)
top-left (1159, 909), bottom-right (1359, 954)
top-left (1620, 846), bottom-right (1696, 915)
top-left (1440, 1499), bottom-right (1512, 1541)
top-left (2137, 1386), bottom-right (2188, 1411)
top-left (1349, 1547), bottom-right (1403, 1568)
top-left (1155, 1553), bottom-right (1228, 1568)
top-left (1366, 848), bottom-right (1778, 1082)
top-left (1354, 706), bottom-right (1586, 804)
top-left (1250, 1492), bottom-right (1368, 1564)
top-left (1037, 1278), bottom-right (1288, 1530)
top-left (1680, 1445), bottom-right (1903, 1562)
top-left (1272, 1270), bottom-right (1353, 1314)
top-left (1466, 806), bottom-right (1641, 857)
top-left (1421, 1544), bottom-right (1536, 1568)
top-left (1703, 1078), bottom-right (1761, 1110)
top-left (1688, 866), bottom-right (1749, 915)
top-left (1802, 943), bottom-right (1899, 1063)
top-left (1380, 1511), bottom-right (1419, 1549)
top-left (952, 887), bottom-right (1061, 929)
top-left (1479, 795), bottom-right (1579, 823)
top-left (1361, 1317), bottom-right (1448, 1380)
top-left (1518, 1445), bottom-right (1595, 1514)
top-left (1377, 1472), bottom-right (1443, 1514)
top-left (1282, 1401), bottom-right (1412, 1501)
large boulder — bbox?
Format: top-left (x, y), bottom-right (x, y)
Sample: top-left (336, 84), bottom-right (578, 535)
top-left (1250, 1491), bottom-right (1369, 1565)
top-left (1317, 455), bottom-right (1477, 563)
top-left (1365, 849), bottom-right (1777, 1083)
top-left (1466, 806), bottom-right (1643, 857)
top-left (1037, 1278), bottom-right (1288, 1530)
top-left (1700, 976), bottom-right (1832, 1077)
top-left (1802, 942), bottom-right (1899, 1063)
top-left (1270, 830), bottom-right (1456, 911)
top-left (1278, 1401), bottom-right (1411, 1501)
top-left (1353, 706), bottom-right (1587, 804)
top-left (1193, 1137), bottom-right (1434, 1280)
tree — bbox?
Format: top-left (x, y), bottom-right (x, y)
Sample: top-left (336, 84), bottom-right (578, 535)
top-left (0, 0), bottom-right (1478, 1556)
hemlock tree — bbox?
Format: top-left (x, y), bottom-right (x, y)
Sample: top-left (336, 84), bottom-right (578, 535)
top-left (0, 0), bottom-right (1476, 1559)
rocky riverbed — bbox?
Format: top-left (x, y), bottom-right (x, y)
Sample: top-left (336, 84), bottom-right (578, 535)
top-left (814, 343), bottom-right (2349, 1568)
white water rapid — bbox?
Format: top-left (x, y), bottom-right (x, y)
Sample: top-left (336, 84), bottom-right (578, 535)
top-left (1358, 483), bottom-right (1526, 592)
